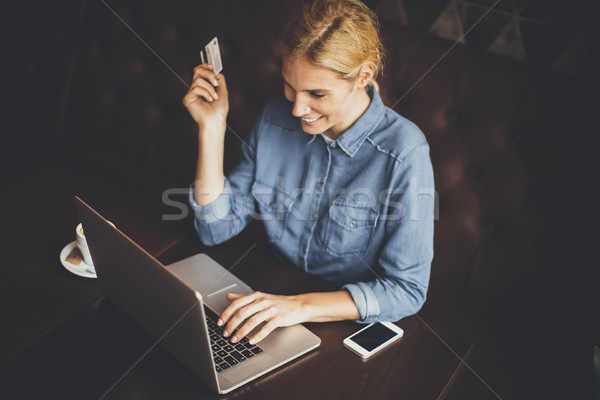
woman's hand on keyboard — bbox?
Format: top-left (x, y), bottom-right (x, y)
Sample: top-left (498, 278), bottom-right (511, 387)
top-left (217, 290), bottom-right (360, 344)
top-left (217, 291), bottom-right (308, 345)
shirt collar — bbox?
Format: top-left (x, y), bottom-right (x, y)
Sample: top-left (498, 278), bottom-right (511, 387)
top-left (332, 84), bottom-right (385, 157)
top-left (305, 85), bottom-right (385, 154)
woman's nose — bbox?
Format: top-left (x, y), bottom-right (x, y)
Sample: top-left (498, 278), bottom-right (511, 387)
top-left (292, 98), bottom-right (310, 117)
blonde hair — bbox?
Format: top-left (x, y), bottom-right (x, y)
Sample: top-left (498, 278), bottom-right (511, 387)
top-left (274, 0), bottom-right (384, 88)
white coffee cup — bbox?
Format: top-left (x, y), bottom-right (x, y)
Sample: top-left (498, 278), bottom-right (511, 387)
top-left (76, 221), bottom-right (115, 266)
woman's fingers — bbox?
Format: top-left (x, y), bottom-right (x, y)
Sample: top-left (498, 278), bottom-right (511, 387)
top-left (223, 300), bottom-right (268, 342)
top-left (214, 74), bottom-right (227, 101)
top-left (217, 292), bottom-right (303, 344)
top-left (218, 292), bottom-right (259, 327)
top-left (193, 63), bottom-right (219, 86)
top-left (182, 83), bottom-right (212, 106)
top-left (192, 73), bottom-right (219, 92)
top-left (183, 64), bottom-right (229, 128)
top-left (215, 73), bottom-right (227, 92)
top-left (187, 64), bottom-right (220, 102)
top-left (190, 78), bottom-right (218, 101)
top-left (249, 319), bottom-right (280, 345)
top-left (225, 293), bottom-right (244, 301)
top-left (185, 85), bottom-right (213, 103)
top-left (220, 293), bottom-right (272, 340)
top-left (232, 309), bottom-right (276, 344)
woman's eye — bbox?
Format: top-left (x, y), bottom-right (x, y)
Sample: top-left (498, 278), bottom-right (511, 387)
top-left (310, 92), bottom-right (326, 99)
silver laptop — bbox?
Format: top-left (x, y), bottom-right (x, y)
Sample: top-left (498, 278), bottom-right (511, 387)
top-left (75, 196), bottom-right (320, 394)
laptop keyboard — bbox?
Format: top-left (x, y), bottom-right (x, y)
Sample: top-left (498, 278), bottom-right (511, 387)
top-left (204, 306), bottom-right (263, 373)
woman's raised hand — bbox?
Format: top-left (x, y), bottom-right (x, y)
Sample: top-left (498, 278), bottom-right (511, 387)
top-left (183, 63), bottom-right (229, 133)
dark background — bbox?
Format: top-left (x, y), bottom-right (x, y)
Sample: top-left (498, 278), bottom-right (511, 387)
top-left (3, 0), bottom-right (598, 189)
top-left (3, 0), bottom-right (598, 191)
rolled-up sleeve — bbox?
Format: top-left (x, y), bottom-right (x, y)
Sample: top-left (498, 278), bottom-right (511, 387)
top-left (189, 110), bottom-right (264, 246)
top-left (189, 178), bottom-right (250, 246)
top-left (342, 142), bottom-right (435, 323)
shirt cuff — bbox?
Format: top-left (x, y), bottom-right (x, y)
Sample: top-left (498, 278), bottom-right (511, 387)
top-left (342, 282), bottom-right (381, 323)
top-left (189, 179), bottom-right (233, 223)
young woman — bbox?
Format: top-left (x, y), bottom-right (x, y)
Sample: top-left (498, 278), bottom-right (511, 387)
top-left (183, 0), bottom-right (434, 346)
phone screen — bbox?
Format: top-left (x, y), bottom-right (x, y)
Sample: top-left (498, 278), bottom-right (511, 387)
top-left (350, 322), bottom-right (398, 352)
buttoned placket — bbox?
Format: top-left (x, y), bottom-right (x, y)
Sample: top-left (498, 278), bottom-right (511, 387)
top-left (301, 141), bottom-right (333, 271)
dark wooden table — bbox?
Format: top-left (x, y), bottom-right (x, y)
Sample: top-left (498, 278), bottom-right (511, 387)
top-left (0, 160), bottom-right (480, 400)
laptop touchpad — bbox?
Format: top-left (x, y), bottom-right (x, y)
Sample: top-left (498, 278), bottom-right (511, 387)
top-left (165, 253), bottom-right (253, 313)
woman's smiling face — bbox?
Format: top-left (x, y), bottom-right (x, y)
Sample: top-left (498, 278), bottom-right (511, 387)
top-left (281, 57), bottom-right (371, 140)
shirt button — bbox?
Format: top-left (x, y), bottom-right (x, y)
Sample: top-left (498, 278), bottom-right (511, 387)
top-left (311, 213), bottom-right (317, 219)
top-left (302, 246), bottom-right (307, 254)
top-left (318, 178), bottom-right (325, 184)
top-left (350, 220), bottom-right (356, 227)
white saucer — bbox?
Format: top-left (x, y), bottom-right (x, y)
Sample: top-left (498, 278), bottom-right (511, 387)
top-left (60, 241), bottom-right (97, 279)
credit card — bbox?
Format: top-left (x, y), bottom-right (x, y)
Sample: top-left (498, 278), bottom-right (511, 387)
top-left (200, 37), bottom-right (223, 74)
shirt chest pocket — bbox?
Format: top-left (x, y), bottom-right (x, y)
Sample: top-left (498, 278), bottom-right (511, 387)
top-left (251, 181), bottom-right (295, 242)
top-left (323, 202), bottom-right (380, 256)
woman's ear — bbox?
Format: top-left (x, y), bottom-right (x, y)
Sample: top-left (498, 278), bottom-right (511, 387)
top-left (357, 64), bottom-right (375, 88)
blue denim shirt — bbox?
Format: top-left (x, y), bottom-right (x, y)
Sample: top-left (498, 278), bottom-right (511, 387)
top-left (189, 85), bottom-right (435, 323)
